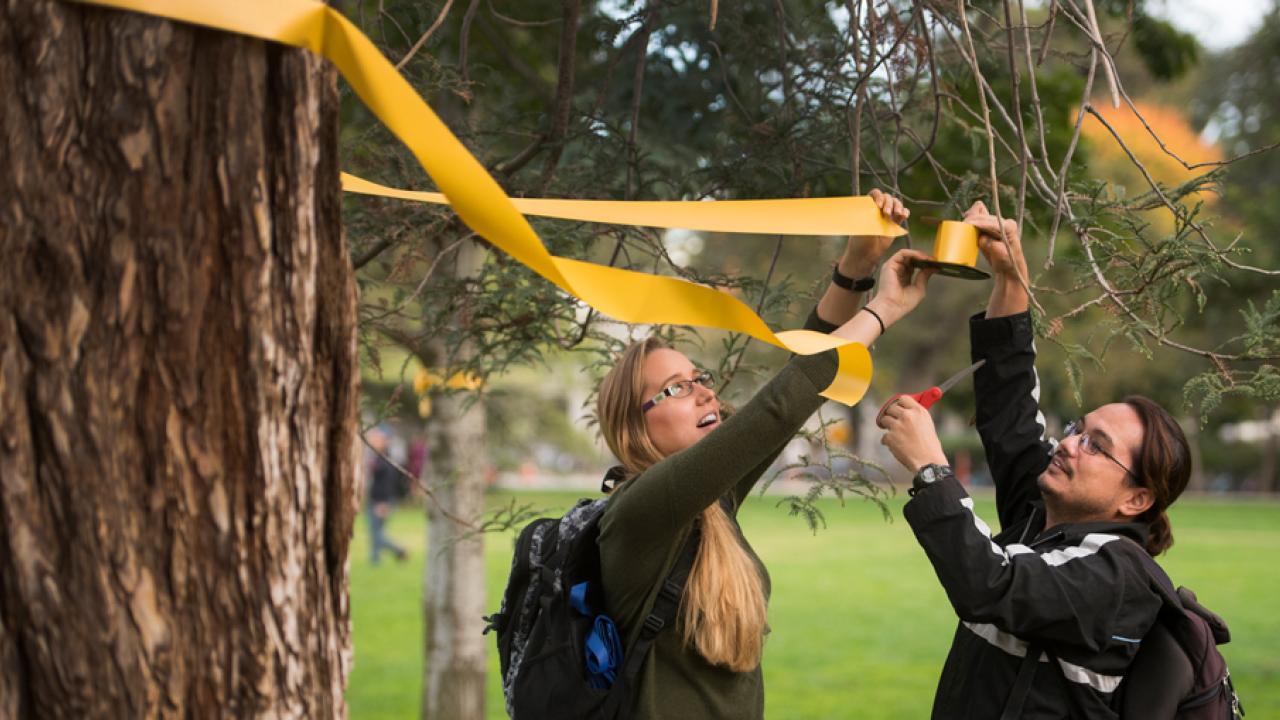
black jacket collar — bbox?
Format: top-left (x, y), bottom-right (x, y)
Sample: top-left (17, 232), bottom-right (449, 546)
top-left (1024, 499), bottom-right (1150, 547)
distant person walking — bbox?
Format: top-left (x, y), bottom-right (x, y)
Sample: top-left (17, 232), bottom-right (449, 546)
top-left (367, 426), bottom-right (407, 564)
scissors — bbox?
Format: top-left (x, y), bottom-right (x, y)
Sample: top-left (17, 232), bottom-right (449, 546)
top-left (876, 359), bottom-right (986, 424)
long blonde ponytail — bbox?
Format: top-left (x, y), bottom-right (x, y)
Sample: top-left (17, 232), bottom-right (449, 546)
top-left (680, 501), bottom-right (767, 671)
top-left (598, 339), bottom-right (768, 672)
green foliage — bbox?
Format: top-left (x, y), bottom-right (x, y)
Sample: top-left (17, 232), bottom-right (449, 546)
top-left (763, 408), bottom-right (895, 531)
top-left (1093, 0), bottom-right (1199, 81)
top-left (1185, 365), bottom-right (1280, 424)
top-left (1131, 14), bottom-right (1199, 80)
top-left (1242, 293), bottom-right (1280, 359)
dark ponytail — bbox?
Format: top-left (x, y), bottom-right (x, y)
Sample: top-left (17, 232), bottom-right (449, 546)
top-left (1123, 396), bottom-right (1192, 556)
top-left (1144, 511), bottom-right (1175, 557)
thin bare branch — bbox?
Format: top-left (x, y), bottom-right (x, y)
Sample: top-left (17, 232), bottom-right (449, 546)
top-left (955, 1), bottom-right (1042, 312)
top-left (538, 0), bottom-right (583, 192)
top-left (395, 0), bottom-right (454, 71)
top-left (1080, 0), bottom-right (1119, 107)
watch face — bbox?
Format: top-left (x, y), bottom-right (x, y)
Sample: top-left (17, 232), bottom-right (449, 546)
top-left (920, 464), bottom-right (948, 484)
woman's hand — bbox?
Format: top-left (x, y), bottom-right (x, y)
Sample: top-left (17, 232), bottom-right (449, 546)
top-left (839, 188), bottom-right (910, 275)
top-left (829, 249), bottom-right (932, 346)
top-left (865, 248), bottom-right (935, 327)
top-left (877, 395), bottom-right (948, 473)
top-left (820, 189), bottom-right (913, 329)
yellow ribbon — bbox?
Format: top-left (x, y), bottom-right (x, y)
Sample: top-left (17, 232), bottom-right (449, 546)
top-left (73, 0), bottom-right (897, 404)
top-left (413, 369), bottom-right (482, 418)
top-left (342, 174), bottom-right (904, 237)
top-left (414, 369), bottom-right (483, 394)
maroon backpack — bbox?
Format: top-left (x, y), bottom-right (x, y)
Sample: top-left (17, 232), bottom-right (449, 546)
top-left (1120, 554), bottom-right (1244, 719)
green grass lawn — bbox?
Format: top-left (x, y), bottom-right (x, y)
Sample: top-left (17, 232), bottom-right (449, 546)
top-left (347, 491), bottom-right (1280, 719)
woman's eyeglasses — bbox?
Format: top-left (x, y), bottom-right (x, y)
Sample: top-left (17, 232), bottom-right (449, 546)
top-left (642, 371), bottom-right (715, 412)
top-left (1062, 419), bottom-right (1136, 480)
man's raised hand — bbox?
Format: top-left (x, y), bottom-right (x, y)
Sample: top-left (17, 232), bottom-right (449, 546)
top-left (963, 201), bottom-right (1027, 282)
top-left (964, 201), bottom-right (1031, 318)
top-left (877, 394), bottom-right (948, 473)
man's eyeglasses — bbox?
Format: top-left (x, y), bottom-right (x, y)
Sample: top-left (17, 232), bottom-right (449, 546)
top-left (1062, 419), bottom-right (1136, 480)
top-left (642, 371), bottom-right (715, 412)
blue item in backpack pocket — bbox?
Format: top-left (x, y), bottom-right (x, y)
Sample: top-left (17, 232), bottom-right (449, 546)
top-left (570, 581), bottom-right (594, 616)
top-left (584, 615), bottom-right (623, 689)
top-left (570, 582), bottom-right (624, 689)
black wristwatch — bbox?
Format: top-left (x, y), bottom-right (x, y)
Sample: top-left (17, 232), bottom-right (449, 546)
top-left (832, 265), bottom-right (876, 292)
top-left (910, 463), bottom-right (954, 497)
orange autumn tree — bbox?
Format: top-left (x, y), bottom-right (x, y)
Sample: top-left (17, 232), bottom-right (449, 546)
top-left (1082, 100), bottom-right (1224, 237)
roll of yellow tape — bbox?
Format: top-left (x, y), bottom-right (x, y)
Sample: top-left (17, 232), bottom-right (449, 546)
top-left (911, 221), bottom-right (990, 280)
top-left (933, 221), bottom-right (980, 267)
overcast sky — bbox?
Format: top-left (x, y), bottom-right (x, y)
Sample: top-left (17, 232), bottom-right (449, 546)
top-left (1143, 0), bottom-right (1271, 49)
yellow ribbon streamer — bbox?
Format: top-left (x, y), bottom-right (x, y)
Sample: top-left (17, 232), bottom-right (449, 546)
top-left (342, 174), bottom-right (905, 237)
top-left (73, 0), bottom-right (894, 404)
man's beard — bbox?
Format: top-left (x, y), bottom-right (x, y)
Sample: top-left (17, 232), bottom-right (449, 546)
top-left (1037, 472), bottom-right (1113, 525)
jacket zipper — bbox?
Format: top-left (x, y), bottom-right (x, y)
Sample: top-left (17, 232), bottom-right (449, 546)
top-left (1030, 530), bottom-right (1064, 548)
top-left (1017, 505), bottom-right (1066, 548)
top-left (1017, 506), bottom-right (1039, 544)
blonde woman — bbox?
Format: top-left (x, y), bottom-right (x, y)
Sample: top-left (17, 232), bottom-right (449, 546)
top-left (595, 191), bottom-right (933, 719)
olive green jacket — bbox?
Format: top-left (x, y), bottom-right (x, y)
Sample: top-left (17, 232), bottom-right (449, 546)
top-left (598, 310), bottom-right (840, 720)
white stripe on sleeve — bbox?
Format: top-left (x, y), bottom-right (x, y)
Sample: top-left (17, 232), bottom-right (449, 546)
top-left (962, 622), bottom-right (1123, 693)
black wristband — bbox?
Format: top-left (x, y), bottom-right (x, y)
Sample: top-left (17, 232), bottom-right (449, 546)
top-left (859, 305), bottom-right (886, 336)
top-left (833, 265), bottom-right (876, 292)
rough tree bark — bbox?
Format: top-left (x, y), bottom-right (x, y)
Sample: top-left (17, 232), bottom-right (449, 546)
top-left (0, 2), bottom-right (359, 717)
top-left (422, 238), bottom-right (487, 720)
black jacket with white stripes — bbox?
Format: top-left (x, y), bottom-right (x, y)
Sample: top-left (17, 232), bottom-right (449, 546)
top-left (903, 311), bottom-right (1163, 720)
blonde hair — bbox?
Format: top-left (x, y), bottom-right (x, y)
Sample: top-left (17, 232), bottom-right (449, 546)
top-left (597, 338), bottom-right (767, 672)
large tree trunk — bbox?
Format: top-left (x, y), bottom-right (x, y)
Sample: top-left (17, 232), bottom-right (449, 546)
top-left (0, 2), bottom-right (359, 717)
top-left (422, 239), bottom-right (487, 720)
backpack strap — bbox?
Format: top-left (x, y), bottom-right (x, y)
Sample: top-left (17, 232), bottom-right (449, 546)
top-left (624, 496), bottom-right (731, 665)
top-left (1000, 642), bottom-right (1042, 720)
top-left (628, 523), bottom-right (701, 675)
top-left (1129, 543), bottom-right (1183, 610)
top-left (603, 521), bottom-right (702, 717)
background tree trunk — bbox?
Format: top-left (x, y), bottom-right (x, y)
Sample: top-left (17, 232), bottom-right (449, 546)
top-left (0, 2), bottom-right (359, 717)
top-left (1183, 416), bottom-right (1209, 493)
top-left (422, 238), bottom-right (487, 720)
top-left (1259, 408), bottom-right (1278, 494)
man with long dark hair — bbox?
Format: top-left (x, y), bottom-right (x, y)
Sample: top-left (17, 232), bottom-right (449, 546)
top-left (878, 202), bottom-right (1193, 719)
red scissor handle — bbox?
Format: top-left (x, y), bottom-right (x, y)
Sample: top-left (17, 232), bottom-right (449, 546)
top-left (877, 386), bottom-right (944, 424)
